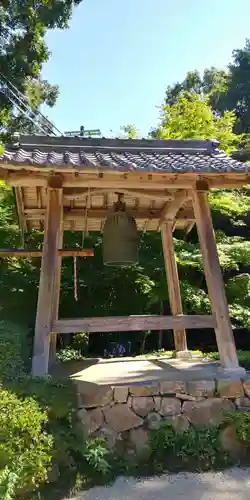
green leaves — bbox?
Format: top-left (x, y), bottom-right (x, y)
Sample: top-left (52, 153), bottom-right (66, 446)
top-left (155, 92), bottom-right (240, 154)
top-left (0, 0), bottom-right (83, 134)
top-left (0, 387), bottom-right (53, 497)
top-left (164, 39), bottom-right (250, 137)
top-left (209, 190), bottom-right (250, 217)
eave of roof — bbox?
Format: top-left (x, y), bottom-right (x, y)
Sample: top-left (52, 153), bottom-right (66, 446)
top-left (0, 135), bottom-right (247, 174)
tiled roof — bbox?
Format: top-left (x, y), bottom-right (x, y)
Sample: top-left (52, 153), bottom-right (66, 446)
top-left (0, 136), bottom-right (247, 173)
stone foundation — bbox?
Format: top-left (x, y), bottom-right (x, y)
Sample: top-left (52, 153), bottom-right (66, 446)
top-left (75, 378), bottom-right (250, 453)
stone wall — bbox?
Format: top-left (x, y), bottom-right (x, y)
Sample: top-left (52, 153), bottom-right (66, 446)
top-left (75, 378), bottom-right (250, 454)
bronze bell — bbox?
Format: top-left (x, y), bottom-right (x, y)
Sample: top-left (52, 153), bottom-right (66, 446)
top-left (103, 195), bottom-right (139, 267)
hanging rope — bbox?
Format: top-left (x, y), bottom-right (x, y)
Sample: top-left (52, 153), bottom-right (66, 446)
top-left (74, 187), bottom-right (91, 301)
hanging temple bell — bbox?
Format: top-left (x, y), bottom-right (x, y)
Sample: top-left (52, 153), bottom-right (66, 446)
top-left (103, 194), bottom-right (139, 267)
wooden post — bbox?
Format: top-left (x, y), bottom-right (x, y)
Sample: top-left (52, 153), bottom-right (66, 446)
top-left (49, 210), bottom-right (63, 368)
top-left (32, 188), bottom-right (63, 376)
top-left (192, 183), bottom-right (239, 369)
top-left (161, 221), bottom-right (188, 353)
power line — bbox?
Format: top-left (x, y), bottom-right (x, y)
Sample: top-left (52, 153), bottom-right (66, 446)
top-left (0, 72), bottom-right (102, 138)
top-left (0, 71), bottom-right (62, 136)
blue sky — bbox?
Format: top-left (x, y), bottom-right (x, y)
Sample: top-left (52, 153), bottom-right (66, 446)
top-left (42, 0), bottom-right (250, 137)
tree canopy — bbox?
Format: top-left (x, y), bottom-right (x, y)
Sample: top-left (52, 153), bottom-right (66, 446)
top-left (153, 92), bottom-right (240, 154)
top-left (0, 0), bottom-right (82, 135)
top-left (165, 39), bottom-right (250, 136)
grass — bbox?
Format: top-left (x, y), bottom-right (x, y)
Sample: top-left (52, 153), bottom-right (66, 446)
top-left (140, 349), bottom-right (204, 359)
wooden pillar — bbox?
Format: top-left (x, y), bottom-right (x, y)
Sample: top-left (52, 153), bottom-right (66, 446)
top-left (32, 187), bottom-right (63, 376)
top-left (49, 214), bottom-right (63, 367)
top-left (161, 221), bottom-right (188, 352)
top-left (192, 183), bottom-right (239, 369)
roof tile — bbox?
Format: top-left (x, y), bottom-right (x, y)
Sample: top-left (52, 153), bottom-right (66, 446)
top-left (0, 136), bottom-right (246, 173)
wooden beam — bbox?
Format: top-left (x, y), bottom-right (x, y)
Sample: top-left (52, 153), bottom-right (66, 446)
top-left (161, 222), bottom-right (187, 352)
top-left (185, 221), bottom-right (195, 234)
top-left (32, 187), bottom-right (63, 376)
top-left (8, 135), bottom-right (216, 150)
top-left (15, 187), bottom-right (27, 232)
top-left (160, 190), bottom-right (190, 222)
top-left (192, 183), bottom-right (239, 369)
top-left (64, 187), bottom-right (174, 201)
top-left (49, 203), bottom-right (64, 367)
top-left (0, 249), bottom-right (94, 258)
top-left (23, 207), bottom-right (195, 222)
top-left (36, 186), bottom-right (43, 231)
top-left (4, 170), bottom-right (250, 190)
top-left (52, 314), bottom-right (216, 334)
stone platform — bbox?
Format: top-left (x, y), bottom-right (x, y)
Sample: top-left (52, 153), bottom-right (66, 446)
top-left (62, 356), bottom-right (250, 454)
top-left (54, 355), bottom-right (246, 385)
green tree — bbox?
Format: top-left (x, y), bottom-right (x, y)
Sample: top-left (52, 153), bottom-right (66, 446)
top-left (120, 124), bottom-right (138, 138)
top-left (154, 91), bottom-right (240, 154)
top-left (165, 39), bottom-right (250, 136)
top-left (0, 0), bottom-right (82, 134)
top-left (165, 68), bottom-right (228, 110)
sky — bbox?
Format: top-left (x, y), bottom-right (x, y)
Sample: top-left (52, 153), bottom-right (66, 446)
top-left (42, 0), bottom-right (250, 138)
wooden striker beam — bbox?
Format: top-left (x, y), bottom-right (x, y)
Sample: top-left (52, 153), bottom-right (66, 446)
top-left (32, 188), bottom-right (63, 376)
top-left (161, 222), bottom-right (187, 352)
top-left (192, 182), bottom-right (239, 369)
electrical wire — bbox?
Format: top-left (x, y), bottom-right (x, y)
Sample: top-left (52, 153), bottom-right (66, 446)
top-left (0, 71), bottom-right (62, 136)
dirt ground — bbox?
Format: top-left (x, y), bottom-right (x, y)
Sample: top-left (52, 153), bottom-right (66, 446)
top-left (71, 468), bottom-right (250, 500)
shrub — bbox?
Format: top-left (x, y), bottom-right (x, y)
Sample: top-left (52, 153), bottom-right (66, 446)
top-left (147, 423), bottom-right (229, 473)
top-left (0, 321), bottom-right (26, 381)
top-left (56, 347), bottom-right (85, 362)
top-left (225, 411), bottom-right (250, 446)
top-left (83, 438), bottom-right (111, 476)
top-left (0, 388), bottom-right (53, 498)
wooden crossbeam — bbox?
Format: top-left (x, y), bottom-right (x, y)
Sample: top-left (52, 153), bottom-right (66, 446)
top-left (0, 249), bottom-right (94, 258)
top-left (2, 170), bottom-right (250, 189)
top-left (23, 207), bottom-right (195, 222)
top-left (52, 314), bottom-right (216, 334)
top-left (63, 187), bottom-right (174, 201)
